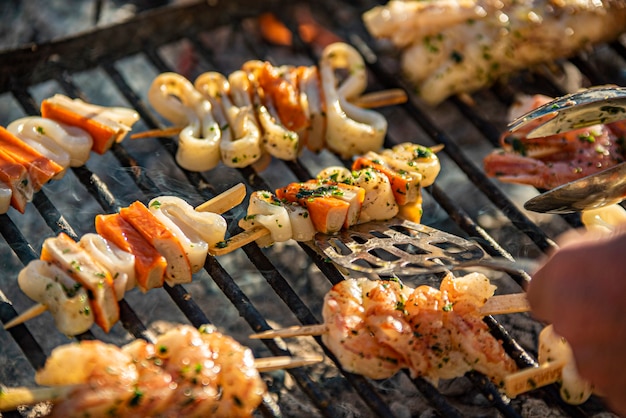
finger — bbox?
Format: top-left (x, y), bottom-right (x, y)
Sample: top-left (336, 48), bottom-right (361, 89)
top-left (526, 259), bottom-right (559, 322)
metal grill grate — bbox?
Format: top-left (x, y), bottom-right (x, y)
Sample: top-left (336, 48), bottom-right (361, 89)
top-left (1, 1), bottom-right (624, 416)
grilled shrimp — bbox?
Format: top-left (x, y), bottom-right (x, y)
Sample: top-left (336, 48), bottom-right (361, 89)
top-left (484, 94), bottom-right (626, 189)
top-left (33, 325), bottom-right (266, 417)
top-left (400, 283), bottom-right (476, 381)
top-left (440, 273), bottom-right (517, 386)
top-left (322, 278), bottom-right (407, 379)
top-left (152, 325), bottom-right (266, 417)
top-left (323, 275), bottom-right (517, 384)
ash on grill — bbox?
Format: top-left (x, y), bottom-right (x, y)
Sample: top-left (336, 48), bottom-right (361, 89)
top-left (1, 1), bottom-right (624, 417)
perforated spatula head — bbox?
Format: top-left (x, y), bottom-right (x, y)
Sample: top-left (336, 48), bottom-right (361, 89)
top-left (311, 218), bottom-right (500, 276)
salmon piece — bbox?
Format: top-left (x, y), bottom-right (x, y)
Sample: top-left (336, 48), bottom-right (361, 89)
top-left (276, 182), bottom-right (351, 234)
top-left (95, 213), bottom-right (167, 291)
top-left (40, 233), bottom-right (119, 333)
top-left (256, 62), bottom-right (309, 133)
top-left (277, 180), bottom-right (364, 228)
top-left (120, 201), bottom-right (192, 285)
top-left (0, 151), bottom-right (34, 213)
top-left (41, 94), bottom-right (138, 154)
top-left (352, 156), bottom-right (419, 206)
top-left (0, 126), bottom-right (64, 190)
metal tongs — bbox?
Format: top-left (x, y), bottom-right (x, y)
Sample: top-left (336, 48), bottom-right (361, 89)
top-left (507, 86), bottom-right (626, 138)
top-left (507, 86), bottom-right (626, 213)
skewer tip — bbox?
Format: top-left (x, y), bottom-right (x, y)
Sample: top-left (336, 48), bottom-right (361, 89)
top-left (3, 304), bottom-right (49, 330)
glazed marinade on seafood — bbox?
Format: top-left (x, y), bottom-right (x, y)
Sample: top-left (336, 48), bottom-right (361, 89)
top-left (483, 94), bottom-right (626, 189)
top-left (363, 0), bottom-right (626, 105)
top-left (33, 325), bottom-right (265, 418)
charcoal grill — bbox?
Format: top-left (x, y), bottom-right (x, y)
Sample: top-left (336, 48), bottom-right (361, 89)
top-left (0, 1), bottom-right (624, 417)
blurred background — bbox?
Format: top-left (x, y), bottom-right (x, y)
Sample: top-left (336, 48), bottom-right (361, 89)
top-left (0, 0), bottom-right (172, 50)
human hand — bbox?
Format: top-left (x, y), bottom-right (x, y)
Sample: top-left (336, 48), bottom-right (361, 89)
top-left (527, 227), bottom-right (626, 415)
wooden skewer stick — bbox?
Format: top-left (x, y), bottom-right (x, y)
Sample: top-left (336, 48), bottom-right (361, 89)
top-left (254, 354), bottom-right (324, 372)
top-left (195, 182), bottom-right (246, 214)
top-left (4, 183), bottom-right (247, 331)
top-left (130, 125), bottom-right (185, 139)
top-left (3, 303), bottom-right (48, 330)
top-left (0, 354), bottom-right (322, 411)
top-left (250, 323), bottom-right (328, 340)
top-left (130, 89), bottom-right (407, 140)
top-left (480, 292), bottom-right (530, 315)
top-left (209, 225), bottom-right (270, 256)
top-left (250, 293), bottom-right (530, 340)
top-left (350, 88), bottom-right (408, 109)
top-left (504, 360), bottom-right (567, 398)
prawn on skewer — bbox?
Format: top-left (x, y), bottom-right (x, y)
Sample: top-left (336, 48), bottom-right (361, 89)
top-left (254, 274), bottom-right (521, 386)
top-left (483, 94), bottom-right (626, 189)
top-left (0, 324), bottom-right (322, 417)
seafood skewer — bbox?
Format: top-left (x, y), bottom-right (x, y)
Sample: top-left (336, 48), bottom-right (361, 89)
top-left (252, 276), bottom-right (591, 405)
top-left (216, 142), bottom-right (441, 255)
top-left (0, 324), bottom-right (322, 417)
top-left (252, 274), bottom-right (520, 385)
top-left (505, 325), bottom-right (594, 404)
top-left (140, 42), bottom-right (406, 172)
top-left (363, 0), bottom-right (626, 105)
top-left (8, 139), bottom-right (441, 333)
top-left (0, 95), bottom-right (139, 214)
top-left (4, 184), bottom-right (245, 335)
top-left (251, 292), bottom-right (530, 339)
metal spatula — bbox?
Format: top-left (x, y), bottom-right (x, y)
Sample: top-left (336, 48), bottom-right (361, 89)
top-left (311, 218), bottom-right (533, 276)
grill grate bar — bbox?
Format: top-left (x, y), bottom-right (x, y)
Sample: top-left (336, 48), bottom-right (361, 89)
top-left (0, 218), bottom-right (48, 371)
top-left (0, 1), bottom-right (620, 416)
top-left (203, 256), bottom-right (345, 417)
